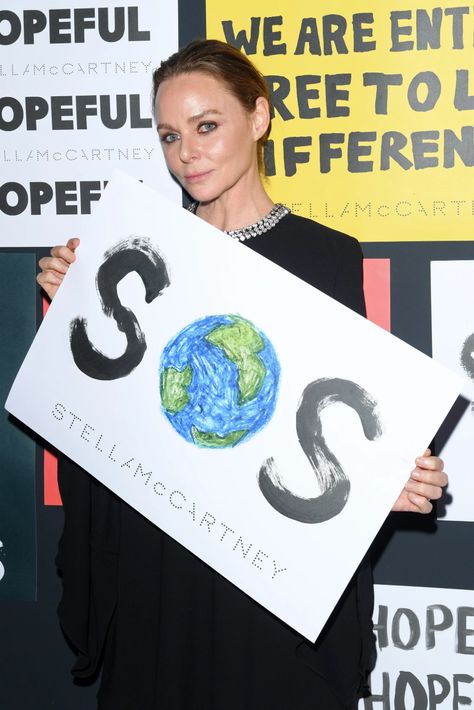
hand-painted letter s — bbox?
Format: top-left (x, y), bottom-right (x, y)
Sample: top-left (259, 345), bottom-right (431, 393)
top-left (70, 237), bottom-right (170, 380)
top-left (259, 377), bottom-right (383, 523)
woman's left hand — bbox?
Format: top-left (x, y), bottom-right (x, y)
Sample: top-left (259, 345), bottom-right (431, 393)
top-left (391, 449), bottom-right (448, 514)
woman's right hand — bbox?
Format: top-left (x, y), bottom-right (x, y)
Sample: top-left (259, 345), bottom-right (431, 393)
top-left (37, 238), bottom-right (80, 300)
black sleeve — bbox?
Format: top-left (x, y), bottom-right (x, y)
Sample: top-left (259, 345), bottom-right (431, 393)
top-left (333, 236), bottom-right (366, 317)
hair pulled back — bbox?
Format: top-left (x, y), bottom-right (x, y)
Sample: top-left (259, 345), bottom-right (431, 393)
top-left (152, 39), bottom-right (271, 172)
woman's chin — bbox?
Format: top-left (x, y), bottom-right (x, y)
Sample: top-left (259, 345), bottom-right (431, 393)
top-left (185, 187), bottom-right (220, 205)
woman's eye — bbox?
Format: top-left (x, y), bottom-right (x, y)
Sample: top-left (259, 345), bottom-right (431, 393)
top-left (161, 133), bottom-right (179, 144)
top-left (198, 122), bottom-right (217, 133)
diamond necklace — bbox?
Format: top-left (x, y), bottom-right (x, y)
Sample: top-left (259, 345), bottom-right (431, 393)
top-left (186, 202), bottom-right (290, 241)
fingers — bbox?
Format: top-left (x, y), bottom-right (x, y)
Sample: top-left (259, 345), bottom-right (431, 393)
top-left (415, 452), bottom-right (444, 471)
top-left (413, 451), bottom-right (447, 484)
top-left (38, 255), bottom-right (68, 277)
top-left (36, 238), bottom-right (80, 300)
top-left (36, 268), bottom-right (63, 287)
top-left (36, 271), bottom-right (61, 300)
top-left (410, 456), bottom-right (448, 498)
top-left (412, 467), bottom-right (448, 488)
top-left (404, 477), bottom-right (445, 502)
top-left (392, 451), bottom-right (448, 515)
top-left (51, 238), bottom-right (80, 263)
top-left (66, 237), bottom-right (80, 251)
top-left (399, 452), bottom-right (449, 515)
top-left (405, 491), bottom-right (433, 514)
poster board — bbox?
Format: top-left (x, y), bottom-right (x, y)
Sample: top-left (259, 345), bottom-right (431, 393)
top-left (6, 171), bottom-right (462, 640)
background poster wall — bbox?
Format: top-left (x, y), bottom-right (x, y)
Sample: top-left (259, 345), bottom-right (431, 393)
top-left (363, 585), bottom-right (474, 709)
top-left (1, 0), bottom-right (473, 707)
top-left (0, 0), bottom-right (179, 247)
top-left (207, 0), bottom-right (474, 242)
top-left (431, 261), bottom-right (474, 523)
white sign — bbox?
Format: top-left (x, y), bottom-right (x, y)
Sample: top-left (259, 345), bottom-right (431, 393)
top-left (0, 0), bottom-right (179, 246)
top-left (431, 261), bottom-right (474, 523)
top-left (360, 584), bottom-right (474, 709)
top-left (6, 171), bottom-right (462, 640)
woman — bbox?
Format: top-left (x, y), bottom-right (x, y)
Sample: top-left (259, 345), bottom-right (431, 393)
top-left (38, 40), bottom-right (447, 710)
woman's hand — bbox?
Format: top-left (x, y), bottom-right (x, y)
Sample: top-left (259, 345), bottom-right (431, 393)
top-left (37, 238), bottom-right (80, 300)
top-left (391, 449), bottom-right (447, 514)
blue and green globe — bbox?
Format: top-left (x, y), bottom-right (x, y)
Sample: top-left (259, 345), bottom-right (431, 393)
top-left (159, 314), bottom-right (280, 448)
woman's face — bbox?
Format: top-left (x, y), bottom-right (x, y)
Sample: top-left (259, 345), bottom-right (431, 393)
top-left (155, 71), bottom-right (265, 204)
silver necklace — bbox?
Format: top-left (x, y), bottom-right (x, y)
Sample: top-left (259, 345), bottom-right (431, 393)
top-left (186, 202), bottom-right (290, 241)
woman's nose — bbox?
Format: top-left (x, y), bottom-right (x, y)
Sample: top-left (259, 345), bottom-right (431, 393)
top-left (179, 134), bottom-right (198, 163)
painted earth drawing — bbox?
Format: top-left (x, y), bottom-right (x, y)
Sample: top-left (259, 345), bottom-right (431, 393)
top-left (160, 315), bottom-right (280, 448)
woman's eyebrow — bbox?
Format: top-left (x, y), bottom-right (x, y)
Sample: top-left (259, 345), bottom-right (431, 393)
top-left (157, 109), bottom-right (223, 131)
top-left (188, 109), bottom-right (223, 123)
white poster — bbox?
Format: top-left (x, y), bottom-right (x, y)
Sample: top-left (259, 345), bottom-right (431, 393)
top-left (360, 584), bottom-right (474, 709)
top-left (6, 171), bottom-right (462, 640)
top-left (431, 261), bottom-right (474, 523)
top-left (0, 0), bottom-right (179, 246)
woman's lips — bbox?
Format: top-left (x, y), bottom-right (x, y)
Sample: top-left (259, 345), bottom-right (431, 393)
top-left (184, 170), bottom-right (212, 183)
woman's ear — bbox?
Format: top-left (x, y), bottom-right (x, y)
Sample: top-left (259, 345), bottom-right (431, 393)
top-left (252, 96), bottom-right (271, 141)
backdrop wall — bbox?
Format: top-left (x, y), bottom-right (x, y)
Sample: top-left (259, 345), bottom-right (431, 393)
top-left (1, 1), bottom-right (473, 708)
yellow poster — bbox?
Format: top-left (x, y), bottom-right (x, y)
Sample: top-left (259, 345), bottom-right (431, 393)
top-left (206, 1), bottom-right (474, 241)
